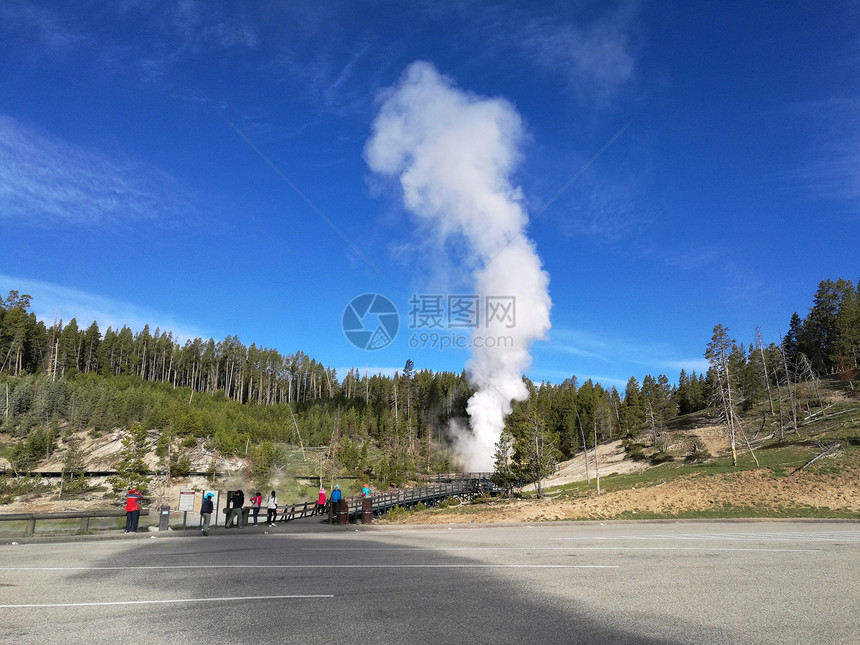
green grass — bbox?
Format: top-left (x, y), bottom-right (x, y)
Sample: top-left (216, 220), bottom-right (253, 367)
top-left (607, 505), bottom-right (857, 520)
top-left (544, 443), bottom-right (824, 500)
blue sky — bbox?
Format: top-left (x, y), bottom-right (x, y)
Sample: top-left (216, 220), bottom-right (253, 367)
top-left (1, 1), bottom-right (858, 391)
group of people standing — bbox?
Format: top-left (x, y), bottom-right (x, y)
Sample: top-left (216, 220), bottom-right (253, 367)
top-left (126, 483), bottom-right (371, 535)
top-left (316, 484), bottom-right (343, 515)
top-left (222, 489), bottom-right (279, 528)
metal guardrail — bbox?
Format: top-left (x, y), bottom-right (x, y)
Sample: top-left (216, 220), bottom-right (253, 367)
top-left (0, 508), bottom-right (150, 536)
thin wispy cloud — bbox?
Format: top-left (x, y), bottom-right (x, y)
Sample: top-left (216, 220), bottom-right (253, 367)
top-left (544, 174), bottom-right (643, 241)
top-left (0, 0), bottom-right (87, 49)
top-left (543, 327), bottom-right (700, 378)
top-left (518, 3), bottom-right (639, 99)
top-left (0, 115), bottom-right (198, 227)
top-left (0, 274), bottom-right (209, 344)
top-left (130, 1), bottom-right (259, 83)
top-left (778, 97), bottom-right (860, 204)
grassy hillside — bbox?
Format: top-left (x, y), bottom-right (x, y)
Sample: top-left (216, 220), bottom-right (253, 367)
top-left (381, 377), bottom-right (860, 522)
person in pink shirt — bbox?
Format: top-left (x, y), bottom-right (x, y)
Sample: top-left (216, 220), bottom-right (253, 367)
top-left (317, 487), bottom-right (327, 516)
top-left (250, 491), bottom-right (263, 526)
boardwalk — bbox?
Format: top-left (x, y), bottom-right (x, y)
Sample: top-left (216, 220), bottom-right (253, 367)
top-left (277, 473), bottom-right (500, 524)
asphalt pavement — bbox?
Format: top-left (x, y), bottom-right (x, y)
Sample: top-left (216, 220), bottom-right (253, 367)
top-left (0, 520), bottom-right (858, 644)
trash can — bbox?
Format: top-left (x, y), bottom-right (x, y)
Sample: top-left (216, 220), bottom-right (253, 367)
top-left (336, 499), bottom-right (348, 525)
top-left (361, 497), bottom-right (372, 524)
top-left (158, 505), bottom-right (170, 531)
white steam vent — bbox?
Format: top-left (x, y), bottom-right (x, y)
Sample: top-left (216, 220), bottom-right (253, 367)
top-left (365, 61), bottom-right (551, 471)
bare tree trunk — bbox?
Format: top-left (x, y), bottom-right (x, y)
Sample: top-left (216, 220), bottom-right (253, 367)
top-left (755, 326), bottom-right (775, 414)
top-left (287, 404), bottom-right (306, 460)
top-left (778, 339), bottom-right (799, 435)
top-left (772, 365), bottom-right (785, 440)
top-left (577, 412), bottom-right (590, 484)
top-left (593, 420), bottom-right (600, 495)
top-left (47, 315), bottom-right (57, 380)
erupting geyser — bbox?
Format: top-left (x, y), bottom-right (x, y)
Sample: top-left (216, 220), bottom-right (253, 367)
top-left (365, 61), bottom-right (551, 471)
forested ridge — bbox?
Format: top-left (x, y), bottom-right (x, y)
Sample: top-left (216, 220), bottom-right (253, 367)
top-left (1, 277), bottom-right (858, 487)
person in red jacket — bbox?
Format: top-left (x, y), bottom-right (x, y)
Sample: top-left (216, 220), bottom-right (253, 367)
top-left (124, 488), bottom-right (143, 533)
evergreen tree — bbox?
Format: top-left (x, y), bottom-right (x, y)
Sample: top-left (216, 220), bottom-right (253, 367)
top-left (510, 410), bottom-right (559, 498)
top-left (491, 427), bottom-right (518, 495)
top-left (620, 376), bottom-right (644, 436)
top-left (108, 424), bottom-right (151, 493)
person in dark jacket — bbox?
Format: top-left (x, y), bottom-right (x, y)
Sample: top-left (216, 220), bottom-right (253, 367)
top-left (225, 489), bottom-right (244, 528)
top-left (200, 493), bottom-right (214, 535)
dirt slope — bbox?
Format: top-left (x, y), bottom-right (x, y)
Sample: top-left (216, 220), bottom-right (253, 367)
top-left (398, 458), bottom-right (860, 524)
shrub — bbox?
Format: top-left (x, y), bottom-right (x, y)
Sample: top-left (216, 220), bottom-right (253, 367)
top-left (685, 438), bottom-right (711, 463)
top-left (60, 475), bottom-right (90, 496)
top-left (0, 475), bottom-right (50, 505)
top-left (625, 442), bottom-right (647, 461)
top-left (385, 505), bottom-right (410, 520)
top-left (438, 496), bottom-right (460, 509)
top-left (170, 455), bottom-right (193, 477)
top-left (650, 451), bottom-right (674, 464)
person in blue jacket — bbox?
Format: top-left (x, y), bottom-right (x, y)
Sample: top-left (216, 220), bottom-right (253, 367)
top-left (330, 485), bottom-right (342, 505)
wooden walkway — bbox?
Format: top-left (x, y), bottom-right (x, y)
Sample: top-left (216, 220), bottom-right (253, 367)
top-left (277, 473), bottom-right (500, 524)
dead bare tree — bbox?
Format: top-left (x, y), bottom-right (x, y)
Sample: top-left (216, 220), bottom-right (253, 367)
top-left (793, 442), bottom-right (842, 473)
top-left (577, 412), bottom-right (590, 484)
top-left (755, 326), bottom-right (775, 414)
top-left (776, 332), bottom-right (800, 436)
top-left (706, 324), bottom-right (759, 467)
top-left (796, 354), bottom-right (827, 421)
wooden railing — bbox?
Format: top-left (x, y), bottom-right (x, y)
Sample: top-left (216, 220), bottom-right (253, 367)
top-left (0, 508), bottom-right (150, 536)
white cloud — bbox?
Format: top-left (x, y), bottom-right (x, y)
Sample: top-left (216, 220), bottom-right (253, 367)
top-left (0, 115), bottom-right (198, 226)
top-left (0, 274), bottom-right (209, 343)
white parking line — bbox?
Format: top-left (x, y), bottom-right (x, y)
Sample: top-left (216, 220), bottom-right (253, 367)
top-left (0, 594), bottom-right (333, 609)
top-left (302, 538), bottom-right (821, 553)
top-left (551, 532), bottom-right (860, 543)
top-left (0, 564), bottom-right (618, 571)
top-left (302, 546), bottom-right (817, 552)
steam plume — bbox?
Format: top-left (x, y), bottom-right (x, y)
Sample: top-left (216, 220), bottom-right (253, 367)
top-left (365, 62), bottom-right (551, 471)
